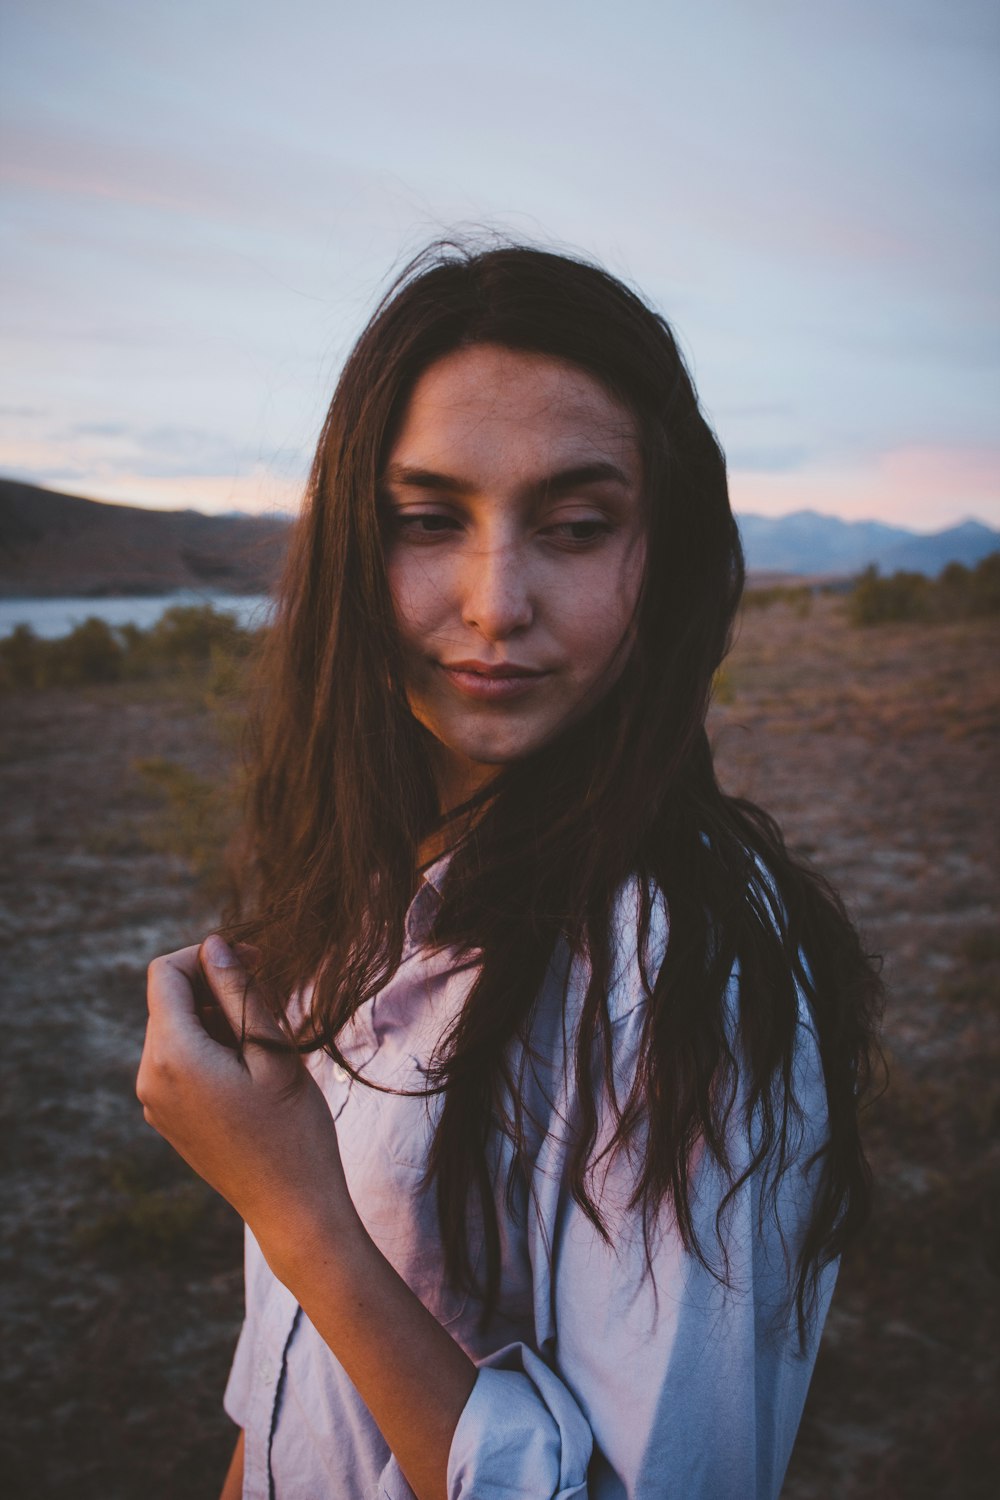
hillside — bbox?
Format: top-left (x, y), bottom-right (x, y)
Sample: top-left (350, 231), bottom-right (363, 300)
top-left (0, 479), bottom-right (290, 598)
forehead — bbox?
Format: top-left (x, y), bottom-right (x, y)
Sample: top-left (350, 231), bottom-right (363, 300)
top-left (389, 344), bottom-right (641, 478)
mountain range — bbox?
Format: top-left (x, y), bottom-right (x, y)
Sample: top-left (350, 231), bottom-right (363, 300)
top-left (737, 510), bottom-right (999, 578)
top-left (0, 478), bottom-right (996, 596)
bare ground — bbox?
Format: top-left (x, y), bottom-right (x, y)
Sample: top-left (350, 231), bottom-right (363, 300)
top-left (1, 595), bottom-right (997, 1497)
top-left (715, 598), bottom-right (999, 1500)
top-left (0, 683), bottom-right (244, 1499)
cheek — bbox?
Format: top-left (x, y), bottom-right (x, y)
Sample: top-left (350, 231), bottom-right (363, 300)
top-left (565, 554), bottom-right (644, 667)
top-left (387, 557), bottom-right (447, 645)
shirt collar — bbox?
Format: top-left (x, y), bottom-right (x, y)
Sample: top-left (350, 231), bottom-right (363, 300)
top-left (404, 852), bottom-right (450, 950)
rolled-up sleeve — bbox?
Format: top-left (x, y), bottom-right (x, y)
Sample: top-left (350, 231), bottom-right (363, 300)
top-left (448, 1343), bottom-right (594, 1497)
top-left (376, 1343), bottom-right (592, 1500)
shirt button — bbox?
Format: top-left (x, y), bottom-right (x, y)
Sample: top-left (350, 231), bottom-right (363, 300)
top-left (332, 1063), bottom-right (348, 1083)
top-left (256, 1355), bottom-right (274, 1384)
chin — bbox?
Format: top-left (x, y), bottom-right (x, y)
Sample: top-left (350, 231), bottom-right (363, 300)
top-left (457, 742), bottom-right (534, 768)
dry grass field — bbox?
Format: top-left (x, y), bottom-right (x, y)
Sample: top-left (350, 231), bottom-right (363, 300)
top-left (715, 596), bottom-right (999, 1499)
top-left (1, 593), bottom-right (997, 1498)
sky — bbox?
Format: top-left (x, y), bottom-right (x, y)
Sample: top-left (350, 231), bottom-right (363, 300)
top-left (1, 0), bottom-right (998, 531)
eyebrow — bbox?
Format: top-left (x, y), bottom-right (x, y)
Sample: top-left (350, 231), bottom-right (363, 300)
top-left (383, 460), bottom-right (633, 497)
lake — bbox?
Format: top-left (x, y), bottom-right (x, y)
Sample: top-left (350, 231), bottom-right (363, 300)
top-left (0, 591), bottom-right (274, 640)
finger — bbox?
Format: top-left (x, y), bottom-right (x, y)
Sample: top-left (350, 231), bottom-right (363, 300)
top-left (145, 943), bottom-right (246, 1050)
top-left (145, 945), bottom-right (204, 1027)
top-left (191, 960), bottom-right (241, 1049)
top-left (146, 945), bottom-right (248, 1059)
top-left (140, 945), bottom-right (238, 1106)
top-left (199, 933), bottom-right (287, 1045)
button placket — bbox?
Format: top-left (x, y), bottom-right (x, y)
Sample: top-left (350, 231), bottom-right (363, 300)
top-left (242, 1298), bottom-right (299, 1500)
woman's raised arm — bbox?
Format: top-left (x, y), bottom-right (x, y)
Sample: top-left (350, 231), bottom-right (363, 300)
top-left (138, 938), bottom-right (475, 1500)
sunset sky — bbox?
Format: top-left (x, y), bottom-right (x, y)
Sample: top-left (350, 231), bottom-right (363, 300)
top-left (1, 0), bottom-right (997, 530)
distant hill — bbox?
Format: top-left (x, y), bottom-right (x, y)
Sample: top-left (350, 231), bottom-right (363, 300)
top-left (1, 479), bottom-right (996, 596)
top-left (736, 510), bottom-right (1000, 577)
top-left (874, 520), bottom-right (1000, 575)
top-left (0, 478), bottom-right (291, 598)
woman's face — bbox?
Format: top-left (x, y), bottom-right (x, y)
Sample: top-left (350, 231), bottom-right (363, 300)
top-left (383, 344), bottom-right (646, 810)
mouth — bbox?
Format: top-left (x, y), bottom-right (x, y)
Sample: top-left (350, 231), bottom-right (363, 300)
top-left (437, 659), bottom-right (548, 702)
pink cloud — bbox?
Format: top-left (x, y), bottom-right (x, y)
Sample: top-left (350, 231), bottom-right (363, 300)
top-left (730, 444), bottom-right (1000, 530)
top-left (0, 126), bottom-right (212, 215)
top-left (0, 434), bottom-right (300, 516)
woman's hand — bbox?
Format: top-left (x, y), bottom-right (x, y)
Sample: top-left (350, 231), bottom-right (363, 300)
top-left (137, 936), bottom-right (361, 1277)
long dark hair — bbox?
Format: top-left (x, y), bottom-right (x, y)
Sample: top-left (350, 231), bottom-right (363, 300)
top-left (232, 241), bottom-right (883, 1337)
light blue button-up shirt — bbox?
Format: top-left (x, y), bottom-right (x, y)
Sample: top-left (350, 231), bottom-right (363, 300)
top-left (224, 864), bottom-right (836, 1498)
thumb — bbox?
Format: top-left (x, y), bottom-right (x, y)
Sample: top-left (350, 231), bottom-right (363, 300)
top-left (199, 934), bottom-right (286, 1047)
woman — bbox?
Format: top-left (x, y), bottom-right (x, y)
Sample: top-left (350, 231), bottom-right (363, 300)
top-left (137, 243), bottom-right (882, 1499)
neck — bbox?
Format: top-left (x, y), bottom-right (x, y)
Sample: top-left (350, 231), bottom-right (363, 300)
top-left (417, 769), bottom-right (499, 871)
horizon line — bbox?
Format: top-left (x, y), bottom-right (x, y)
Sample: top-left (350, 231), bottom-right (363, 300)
top-left (0, 471), bottom-right (995, 539)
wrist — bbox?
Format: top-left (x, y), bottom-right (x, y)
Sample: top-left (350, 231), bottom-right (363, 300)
top-left (257, 1200), bottom-right (372, 1296)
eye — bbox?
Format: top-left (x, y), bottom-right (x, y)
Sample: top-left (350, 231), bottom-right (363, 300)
top-left (389, 509), bottom-right (461, 541)
top-left (542, 518), bottom-right (614, 546)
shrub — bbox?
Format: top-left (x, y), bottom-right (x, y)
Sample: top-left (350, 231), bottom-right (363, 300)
top-left (48, 616), bottom-right (124, 684)
top-left (848, 553), bottom-right (1000, 626)
top-left (743, 584), bottom-right (813, 617)
top-left (1, 602), bottom-right (262, 691)
top-left (143, 603), bottom-right (252, 671)
top-left (970, 551), bottom-right (1000, 615)
top-left (0, 623), bottom-right (45, 689)
top-left (0, 617), bottom-right (124, 687)
top-left (849, 566), bottom-right (932, 625)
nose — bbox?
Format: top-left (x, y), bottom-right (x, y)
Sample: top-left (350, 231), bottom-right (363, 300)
top-left (459, 538), bottom-right (534, 641)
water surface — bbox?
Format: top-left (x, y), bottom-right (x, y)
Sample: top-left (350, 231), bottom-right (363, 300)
top-left (0, 591), bottom-right (273, 639)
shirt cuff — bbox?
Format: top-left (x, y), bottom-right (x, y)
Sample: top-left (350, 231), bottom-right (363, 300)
top-left (446, 1342), bottom-right (592, 1499)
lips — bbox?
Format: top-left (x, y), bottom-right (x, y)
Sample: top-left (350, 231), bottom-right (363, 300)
top-left (438, 659), bottom-right (547, 702)
top-left (444, 660), bottom-right (543, 678)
